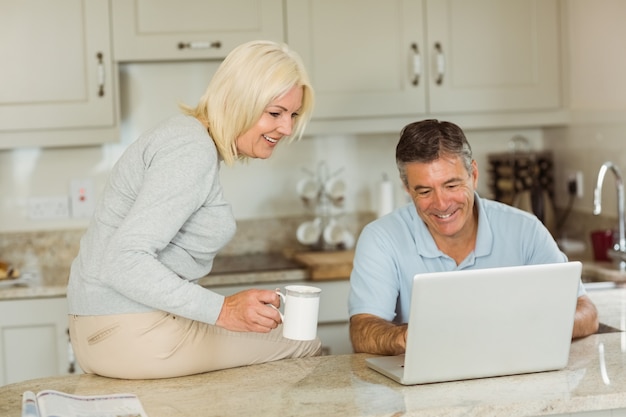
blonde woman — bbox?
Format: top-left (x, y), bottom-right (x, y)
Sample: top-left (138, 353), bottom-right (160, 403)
top-left (67, 40), bottom-right (319, 379)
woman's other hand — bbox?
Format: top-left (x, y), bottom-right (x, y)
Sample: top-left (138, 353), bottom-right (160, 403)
top-left (216, 289), bottom-right (282, 332)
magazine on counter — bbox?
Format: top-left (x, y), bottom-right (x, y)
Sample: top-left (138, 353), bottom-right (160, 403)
top-left (22, 389), bottom-right (149, 417)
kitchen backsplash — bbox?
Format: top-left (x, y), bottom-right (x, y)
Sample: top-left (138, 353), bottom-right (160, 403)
top-left (0, 212), bottom-right (375, 283)
top-left (556, 209), bottom-right (618, 261)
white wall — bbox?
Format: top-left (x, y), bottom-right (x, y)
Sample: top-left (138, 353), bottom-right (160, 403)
top-left (0, 61), bottom-right (545, 233)
top-left (545, 0), bottom-right (626, 219)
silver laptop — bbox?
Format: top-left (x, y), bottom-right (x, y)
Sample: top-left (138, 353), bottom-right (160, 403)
top-left (366, 261), bottom-right (582, 385)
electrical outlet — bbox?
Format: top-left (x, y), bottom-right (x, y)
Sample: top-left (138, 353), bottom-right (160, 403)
top-left (27, 196), bottom-right (70, 220)
top-left (566, 170), bottom-right (584, 199)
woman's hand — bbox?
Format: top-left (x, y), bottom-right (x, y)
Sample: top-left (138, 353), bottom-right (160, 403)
top-left (215, 289), bottom-right (282, 332)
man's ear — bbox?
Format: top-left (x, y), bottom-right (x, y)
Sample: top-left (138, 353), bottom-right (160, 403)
top-left (471, 160), bottom-right (479, 187)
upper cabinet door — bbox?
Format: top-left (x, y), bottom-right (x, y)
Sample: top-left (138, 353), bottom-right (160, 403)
top-left (0, 0), bottom-right (115, 134)
top-left (286, 0), bottom-right (560, 126)
top-left (426, 0), bottom-right (560, 113)
top-left (111, 0), bottom-right (284, 62)
top-left (285, 0), bottom-right (426, 120)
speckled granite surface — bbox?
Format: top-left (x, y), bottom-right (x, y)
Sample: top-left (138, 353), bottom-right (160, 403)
top-left (0, 288), bottom-right (625, 417)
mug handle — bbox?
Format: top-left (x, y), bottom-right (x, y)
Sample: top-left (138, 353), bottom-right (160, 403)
top-left (267, 290), bottom-right (286, 321)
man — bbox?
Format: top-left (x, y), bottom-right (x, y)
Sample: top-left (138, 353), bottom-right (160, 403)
top-left (348, 119), bottom-right (599, 355)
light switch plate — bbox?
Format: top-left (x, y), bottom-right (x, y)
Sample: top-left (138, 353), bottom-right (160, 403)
top-left (70, 178), bottom-right (95, 218)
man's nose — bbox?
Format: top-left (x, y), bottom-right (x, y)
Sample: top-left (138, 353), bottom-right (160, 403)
top-left (431, 188), bottom-right (448, 207)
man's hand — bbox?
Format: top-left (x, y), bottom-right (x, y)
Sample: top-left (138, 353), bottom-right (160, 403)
top-left (216, 289), bottom-right (282, 332)
top-left (572, 294), bottom-right (599, 339)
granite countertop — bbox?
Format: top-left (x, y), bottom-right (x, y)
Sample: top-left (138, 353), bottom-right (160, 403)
top-left (0, 288), bottom-right (625, 417)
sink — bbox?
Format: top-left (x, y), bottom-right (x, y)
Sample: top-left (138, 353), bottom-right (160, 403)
top-left (583, 281), bottom-right (618, 291)
top-left (582, 261), bottom-right (626, 286)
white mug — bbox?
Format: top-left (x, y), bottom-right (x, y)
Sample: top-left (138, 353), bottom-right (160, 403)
top-left (275, 285), bottom-right (321, 341)
top-left (296, 219), bottom-right (321, 245)
top-left (323, 177), bottom-right (346, 205)
top-left (296, 177), bottom-right (320, 204)
top-left (322, 219), bottom-right (344, 245)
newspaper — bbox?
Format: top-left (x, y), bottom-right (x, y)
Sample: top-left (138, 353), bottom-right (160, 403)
top-left (22, 389), bottom-right (149, 417)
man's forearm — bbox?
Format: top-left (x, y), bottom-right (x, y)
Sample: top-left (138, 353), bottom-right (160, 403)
top-left (350, 314), bottom-right (408, 355)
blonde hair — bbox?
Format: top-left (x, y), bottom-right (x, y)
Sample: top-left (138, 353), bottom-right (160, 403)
top-left (181, 40), bottom-right (314, 165)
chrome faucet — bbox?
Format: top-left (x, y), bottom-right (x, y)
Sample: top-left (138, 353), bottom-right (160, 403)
top-left (593, 161), bottom-right (626, 270)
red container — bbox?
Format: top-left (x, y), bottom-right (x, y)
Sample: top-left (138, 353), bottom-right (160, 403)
top-left (590, 229), bottom-right (615, 262)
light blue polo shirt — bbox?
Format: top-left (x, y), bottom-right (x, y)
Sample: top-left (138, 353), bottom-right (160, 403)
top-left (348, 193), bottom-right (584, 324)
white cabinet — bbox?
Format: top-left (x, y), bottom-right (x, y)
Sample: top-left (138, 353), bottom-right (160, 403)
top-left (0, 297), bottom-right (79, 386)
top-left (426, 0), bottom-right (560, 114)
top-left (0, 0), bottom-right (118, 149)
top-left (286, 0), bottom-right (561, 127)
top-left (211, 280), bottom-right (353, 355)
top-left (286, 0), bottom-right (425, 120)
top-left (111, 0), bottom-right (285, 62)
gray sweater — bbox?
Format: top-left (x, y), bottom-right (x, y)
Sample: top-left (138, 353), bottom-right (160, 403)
top-left (67, 115), bottom-right (236, 324)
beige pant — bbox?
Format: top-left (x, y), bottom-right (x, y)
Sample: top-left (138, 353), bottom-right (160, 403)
top-left (69, 311), bottom-right (321, 379)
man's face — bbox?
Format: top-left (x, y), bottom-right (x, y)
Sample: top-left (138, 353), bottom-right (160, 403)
top-left (405, 156), bottom-right (479, 242)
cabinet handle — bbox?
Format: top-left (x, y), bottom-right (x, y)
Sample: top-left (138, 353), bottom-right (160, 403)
top-left (411, 43), bottom-right (421, 86)
top-left (434, 42), bottom-right (445, 85)
top-left (67, 329), bottom-right (76, 374)
top-left (177, 41), bottom-right (222, 50)
top-left (96, 52), bottom-right (105, 97)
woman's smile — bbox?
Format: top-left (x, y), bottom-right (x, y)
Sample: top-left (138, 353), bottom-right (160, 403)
top-left (262, 134), bottom-right (278, 144)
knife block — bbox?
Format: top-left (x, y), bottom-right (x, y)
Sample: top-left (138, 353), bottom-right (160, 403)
top-left (487, 151), bottom-right (555, 206)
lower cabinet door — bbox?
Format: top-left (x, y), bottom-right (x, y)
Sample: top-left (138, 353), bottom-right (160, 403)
top-left (318, 322), bottom-right (352, 355)
top-left (0, 297), bottom-right (80, 386)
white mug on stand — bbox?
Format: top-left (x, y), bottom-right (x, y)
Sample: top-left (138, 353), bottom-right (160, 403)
top-left (274, 285), bottom-right (321, 341)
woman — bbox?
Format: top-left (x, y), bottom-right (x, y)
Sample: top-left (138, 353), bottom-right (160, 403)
top-left (67, 40), bottom-right (320, 379)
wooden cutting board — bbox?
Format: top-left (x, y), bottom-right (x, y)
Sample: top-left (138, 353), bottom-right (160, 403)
top-left (290, 250), bottom-right (354, 280)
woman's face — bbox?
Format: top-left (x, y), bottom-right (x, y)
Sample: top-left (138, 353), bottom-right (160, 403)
top-left (236, 85), bottom-right (303, 159)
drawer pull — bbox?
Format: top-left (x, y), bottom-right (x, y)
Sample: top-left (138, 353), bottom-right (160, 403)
top-left (67, 329), bottom-right (76, 374)
top-left (177, 41), bottom-right (222, 50)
